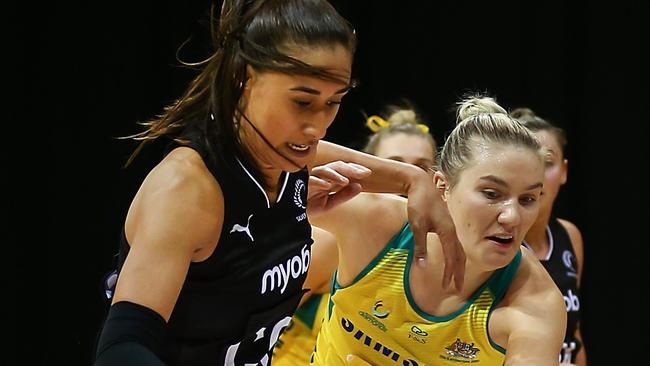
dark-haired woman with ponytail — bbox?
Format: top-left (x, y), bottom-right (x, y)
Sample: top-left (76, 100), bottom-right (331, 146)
top-left (512, 107), bottom-right (587, 366)
top-left (93, 1), bottom-right (463, 365)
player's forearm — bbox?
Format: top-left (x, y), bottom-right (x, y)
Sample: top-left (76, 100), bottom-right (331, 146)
top-left (314, 140), bottom-right (423, 195)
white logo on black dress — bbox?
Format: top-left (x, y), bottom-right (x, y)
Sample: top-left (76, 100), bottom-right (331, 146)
top-left (230, 214), bottom-right (254, 242)
top-left (293, 179), bottom-right (306, 209)
top-left (260, 245), bottom-right (311, 294)
top-left (562, 250), bottom-right (577, 277)
top-left (564, 289), bottom-right (580, 312)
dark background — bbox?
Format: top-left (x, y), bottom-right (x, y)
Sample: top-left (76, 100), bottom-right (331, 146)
top-left (17, 0), bottom-right (648, 365)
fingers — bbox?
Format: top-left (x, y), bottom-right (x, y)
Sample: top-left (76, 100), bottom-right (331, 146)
top-left (311, 161), bottom-right (371, 184)
top-left (411, 225), bottom-right (428, 268)
top-left (345, 354), bottom-right (373, 365)
top-left (442, 250), bottom-right (453, 289)
top-left (311, 165), bottom-right (350, 185)
top-left (330, 161), bottom-right (371, 179)
top-left (308, 176), bottom-right (333, 192)
top-left (345, 162), bottom-right (372, 177)
top-left (324, 183), bottom-right (362, 210)
top-left (439, 232), bottom-right (465, 292)
top-left (453, 243), bottom-right (466, 292)
top-left (309, 162), bottom-right (372, 203)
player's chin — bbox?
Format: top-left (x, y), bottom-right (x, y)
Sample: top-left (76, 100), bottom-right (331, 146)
top-left (482, 250), bottom-right (518, 270)
top-left (278, 144), bottom-right (315, 171)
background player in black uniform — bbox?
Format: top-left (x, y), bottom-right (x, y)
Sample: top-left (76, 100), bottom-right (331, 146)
top-left (512, 107), bottom-right (587, 366)
top-left (93, 1), bottom-right (463, 365)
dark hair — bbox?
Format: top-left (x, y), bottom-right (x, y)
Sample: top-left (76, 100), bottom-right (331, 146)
top-left (363, 100), bottom-right (437, 157)
top-left (510, 107), bottom-right (567, 155)
top-left (125, 0), bottom-right (357, 181)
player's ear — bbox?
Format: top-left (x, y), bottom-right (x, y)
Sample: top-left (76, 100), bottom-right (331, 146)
top-left (434, 171), bottom-right (449, 201)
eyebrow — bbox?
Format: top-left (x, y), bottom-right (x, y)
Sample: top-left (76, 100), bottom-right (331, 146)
top-left (480, 175), bottom-right (543, 190)
top-left (289, 85), bottom-right (353, 95)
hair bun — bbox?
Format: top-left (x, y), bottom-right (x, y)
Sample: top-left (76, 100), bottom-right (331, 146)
top-left (457, 96), bottom-right (507, 123)
top-left (387, 109), bottom-right (419, 126)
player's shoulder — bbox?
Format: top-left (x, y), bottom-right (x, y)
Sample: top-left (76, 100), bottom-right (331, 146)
top-left (556, 217), bottom-right (584, 255)
top-left (146, 146), bottom-right (221, 198)
top-left (556, 217), bottom-right (582, 237)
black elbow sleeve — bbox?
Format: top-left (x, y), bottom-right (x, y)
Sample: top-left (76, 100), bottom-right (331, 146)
top-left (94, 301), bottom-right (168, 366)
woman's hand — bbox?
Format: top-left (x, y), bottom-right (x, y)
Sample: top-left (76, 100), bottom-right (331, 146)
top-left (345, 354), bottom-right (373, 365)
top-left (307, 160), bottom-right (465, 291)
top-left (405, 169), bottom-right (465, 291)
top-left (307, 161), bottom-right (370, 217)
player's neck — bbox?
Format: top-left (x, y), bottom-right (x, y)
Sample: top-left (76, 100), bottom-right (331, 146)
top-left (409, 243), bottom-right (492, 316)
top-left (524, 218), bottom-right (551, 258)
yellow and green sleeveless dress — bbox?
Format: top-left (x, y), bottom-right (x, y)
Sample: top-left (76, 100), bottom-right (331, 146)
top-left (310, 223), bottom-right (521, 366)
top-left (273, 293), bottom-right (330, 365)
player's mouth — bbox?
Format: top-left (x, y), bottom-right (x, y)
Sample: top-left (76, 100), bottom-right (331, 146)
top-left (486, 233), bottom-right (515, 246)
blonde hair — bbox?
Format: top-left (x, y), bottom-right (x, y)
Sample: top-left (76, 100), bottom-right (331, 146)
top-left (363, 105), bottom-right (437, 157)
top-left (437, 95), bottom-right (542, 188)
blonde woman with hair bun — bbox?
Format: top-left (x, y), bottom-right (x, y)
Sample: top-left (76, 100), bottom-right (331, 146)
top-left (364, 101), bottom-right (438, 172)
top-left (310, 94), bottom-right (566, 366)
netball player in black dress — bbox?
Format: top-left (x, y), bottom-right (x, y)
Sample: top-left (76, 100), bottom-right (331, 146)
top-left (93, 1), bottom-right (463, 365)
top-left (513, 107), bottom-right (587, 365)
